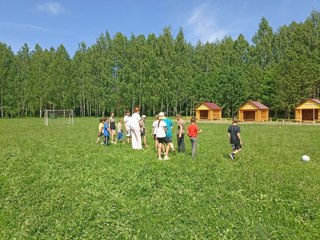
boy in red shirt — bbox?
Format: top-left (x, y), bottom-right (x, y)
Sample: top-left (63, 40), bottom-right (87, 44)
top-left (187, 117), bottom-right (202, 158)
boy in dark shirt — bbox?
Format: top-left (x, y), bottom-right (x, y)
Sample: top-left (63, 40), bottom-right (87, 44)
top-left (227, 117), bottom-right (243, 160)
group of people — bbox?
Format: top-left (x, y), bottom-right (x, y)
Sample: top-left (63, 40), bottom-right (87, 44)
top-left (97, 107), bottom-right (243, 160)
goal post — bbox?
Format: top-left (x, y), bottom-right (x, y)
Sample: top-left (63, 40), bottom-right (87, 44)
top-left (44, 109), bottom-right (74, 126)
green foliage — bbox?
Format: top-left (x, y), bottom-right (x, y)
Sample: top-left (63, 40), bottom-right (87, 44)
top-left (1, 118), bottom-right (320, 239)
top-left (1, 11), bottom-right (320, 118)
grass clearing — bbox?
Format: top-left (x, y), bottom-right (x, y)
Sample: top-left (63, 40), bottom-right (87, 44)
top-left (1, 118), bottom-right (320, 239)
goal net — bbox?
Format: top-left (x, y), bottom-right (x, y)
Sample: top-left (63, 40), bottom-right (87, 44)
top-left (44, 109), bottom-right (74, 126)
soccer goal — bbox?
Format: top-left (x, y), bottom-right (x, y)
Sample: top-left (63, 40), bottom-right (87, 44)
top-left (44, 109), bottom-right (74, 126)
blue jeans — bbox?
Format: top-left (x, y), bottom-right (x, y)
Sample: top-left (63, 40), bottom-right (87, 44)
top-left (189, 137), bottom-right (197, 158)
top-left (177, 133), bottom-right (185, 152)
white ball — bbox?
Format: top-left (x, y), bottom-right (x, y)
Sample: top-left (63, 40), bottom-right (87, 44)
top-left (301, 155), bottom-right (310, 162)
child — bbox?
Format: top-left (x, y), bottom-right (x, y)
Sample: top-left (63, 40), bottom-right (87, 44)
top-left (109, 112), bottom-right (116, 143)
top-left (156, 112), bottom-right (170, 160)
top-left (176, 114), bottom-right (185, 153)
top-left (103, 117), bottom-right (111, 146)
top-left (187, 117), bottom-right (202, 158)
top-left (163, 113), bottom-right (176, 154)
top-left (152, 115), bottom-right (159, 150)
top-left (227, 117), bottom-right (242, 160)
top-left (124, 110), bottom-right (131, 144)
top-left (96, 118), bottom-right (104, 144)
top-left (116, 118), bottom-right (125, 144)
top-left (141, 115), bottom-right (148, 147)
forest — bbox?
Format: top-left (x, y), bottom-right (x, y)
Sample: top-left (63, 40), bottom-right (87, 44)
top-left (0, 11), bottom-right (320, 118)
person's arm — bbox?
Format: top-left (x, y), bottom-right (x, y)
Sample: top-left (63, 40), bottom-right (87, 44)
top-left (178, 124), bottom-right (182, 138)
top-left (237, 132), bottom-right (242, 145)
top-left (196, 125), bottom-right (202, 134)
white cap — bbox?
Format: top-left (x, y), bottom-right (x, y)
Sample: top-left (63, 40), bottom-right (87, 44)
top-left (158, 112), bottom-right (165, 119)
top-left (142, 115), bottom-right (146, 118)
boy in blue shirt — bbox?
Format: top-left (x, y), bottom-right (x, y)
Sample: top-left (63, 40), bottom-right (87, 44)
top-left (103, 118), bottom-right (111, 146)
top-left (163, 113), bottom-right (176, 154)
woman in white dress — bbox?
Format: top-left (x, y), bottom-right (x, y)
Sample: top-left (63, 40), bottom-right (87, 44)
top-left (131, 106), bottom-right (142, 150)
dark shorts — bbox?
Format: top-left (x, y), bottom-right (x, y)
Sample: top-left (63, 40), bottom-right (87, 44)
top-left (166, 137), bottom-right (172, 143)
top-left (157, 137), bottom-right (169, 144)
top-left (231, 143), bottom-right (241, 150)
top-left (141, 128), bottom-right (146, 136)
top-left (110, 123), bottom-right (116, 130)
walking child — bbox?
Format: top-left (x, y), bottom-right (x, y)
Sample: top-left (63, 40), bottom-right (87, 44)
top-left (152, 115), bottom-right (159, 150)
top-left (103, 117), bottom-right (111, 146)
top-left (227, 117), bottom-right (242, 160)
top-left (187, 117), bottom-right (202, 158)
top-left (115, 118), bottom-right (125, 144)
top-left (156, 112), bottom-right (170, 160)
top-left (141, 115), bottom-right (148, 147)
top-left (96, 118), bottom-right (104, 144)
top-left (176, 114), bottom-right (186, 153)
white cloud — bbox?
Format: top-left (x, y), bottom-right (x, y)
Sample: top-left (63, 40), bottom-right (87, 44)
top-left (185, 1), bottom-right (229, 43)
top-left (0, 22), bottom-right (49, 32)
top-left (37, 2), bottom-right (64, 15)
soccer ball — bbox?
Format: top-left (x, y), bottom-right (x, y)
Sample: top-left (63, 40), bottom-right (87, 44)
top-left (301, 155), bottom-right (310, 162)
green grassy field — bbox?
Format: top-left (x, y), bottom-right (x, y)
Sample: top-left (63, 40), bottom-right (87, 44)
top-left (1, 118), bottom-right (320, 239)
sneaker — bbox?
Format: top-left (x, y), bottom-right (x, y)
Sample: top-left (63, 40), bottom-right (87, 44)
top-left (229, 153), bottom-right (235, 160)
top-left (158, 157), bottom-right (163, 160)
top-left (164, 155), bottom-right (170, 160)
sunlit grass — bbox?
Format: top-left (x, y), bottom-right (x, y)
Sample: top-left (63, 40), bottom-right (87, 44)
top-left (0, 118), bottom-right (319, 239)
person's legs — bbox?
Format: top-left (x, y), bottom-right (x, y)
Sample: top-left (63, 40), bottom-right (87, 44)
top-left (158, 141), bottom-right (163, 159)
top-left (190, 137), bottom-right (197, 158)
top-left (131, 128), bottom-right (138, 149)
top-left (181, 133), bottom-right (185, 152)
top-left (177, 134), bottom-right (181, 152)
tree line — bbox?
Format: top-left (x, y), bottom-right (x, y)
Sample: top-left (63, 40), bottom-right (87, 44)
top-left (1, 11), bottom-right (320, 118)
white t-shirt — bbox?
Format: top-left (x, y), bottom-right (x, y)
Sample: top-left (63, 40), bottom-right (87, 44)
top-left (156, 120), bottom-right (167, 138)
top-left (131, 112), bottom-right (141, 129)
top-left (152, 120), bottom-right (159, 134)
top-left (124, 115), bottom-right (131, 129)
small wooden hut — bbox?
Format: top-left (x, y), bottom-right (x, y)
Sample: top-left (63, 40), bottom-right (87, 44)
top-left (238, 101), bottom-right (269, 122)
top-left (196, 102), bottom-right (222, 121)
top-left (295, 98), bottom-right (320, 122)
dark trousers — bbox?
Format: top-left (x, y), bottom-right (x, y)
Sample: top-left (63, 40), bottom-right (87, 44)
top-left (177, 133), bottom-right (185, 152)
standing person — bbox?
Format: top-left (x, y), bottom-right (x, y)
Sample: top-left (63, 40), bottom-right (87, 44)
top-left (123, 110), bottom-right (131, 144)
top-left (96, 118), bottom-right (105, 144)
top-left (163, 113), bottom-right (176, 154)
top-left (141, 115), bottom-right (148, 147)
top-left (152, 115), bottom-right (159, 150)
top-left (109, 112), bottom-right (116, 143)
top-left (187, 117), bottom-right (202, 158)
top-left (131, 106), bottom-right (142, 150)
top-left (115, 118), bottom-right (125, 144)
top-left (176, 114), bottom-right (186, 152)
top-left (227, 117), bottom-right (243, 160)
top-left (156, 112), bottom-right (170, 160)
top-left (103, 118), bottom-right (111, 146)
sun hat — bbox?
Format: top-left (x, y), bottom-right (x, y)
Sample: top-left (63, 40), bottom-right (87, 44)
top-left (142, 115), bottom-right (146, 118)
top-left (158, 112), bottom-right (165, 119)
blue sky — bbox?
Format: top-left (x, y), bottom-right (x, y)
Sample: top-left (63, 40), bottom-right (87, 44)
top-left (1, 0), bottom-right (319, 56)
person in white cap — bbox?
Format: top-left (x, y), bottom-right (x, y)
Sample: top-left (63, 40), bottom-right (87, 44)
top-left (156, 112), bottom-right (170, 160)
top-left (141, 115), bottom-right (148, 147)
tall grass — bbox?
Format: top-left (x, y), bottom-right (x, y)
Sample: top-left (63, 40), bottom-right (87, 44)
top-left (0, 118), bottom-right (319, 239)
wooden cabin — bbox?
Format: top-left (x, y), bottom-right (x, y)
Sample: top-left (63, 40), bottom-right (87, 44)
top-left (238, 101), bottom-right (269, 122)
top-left (196, 102), bottom-right (222, 121)
top-left (295, 98), bottom-right (320, 122)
